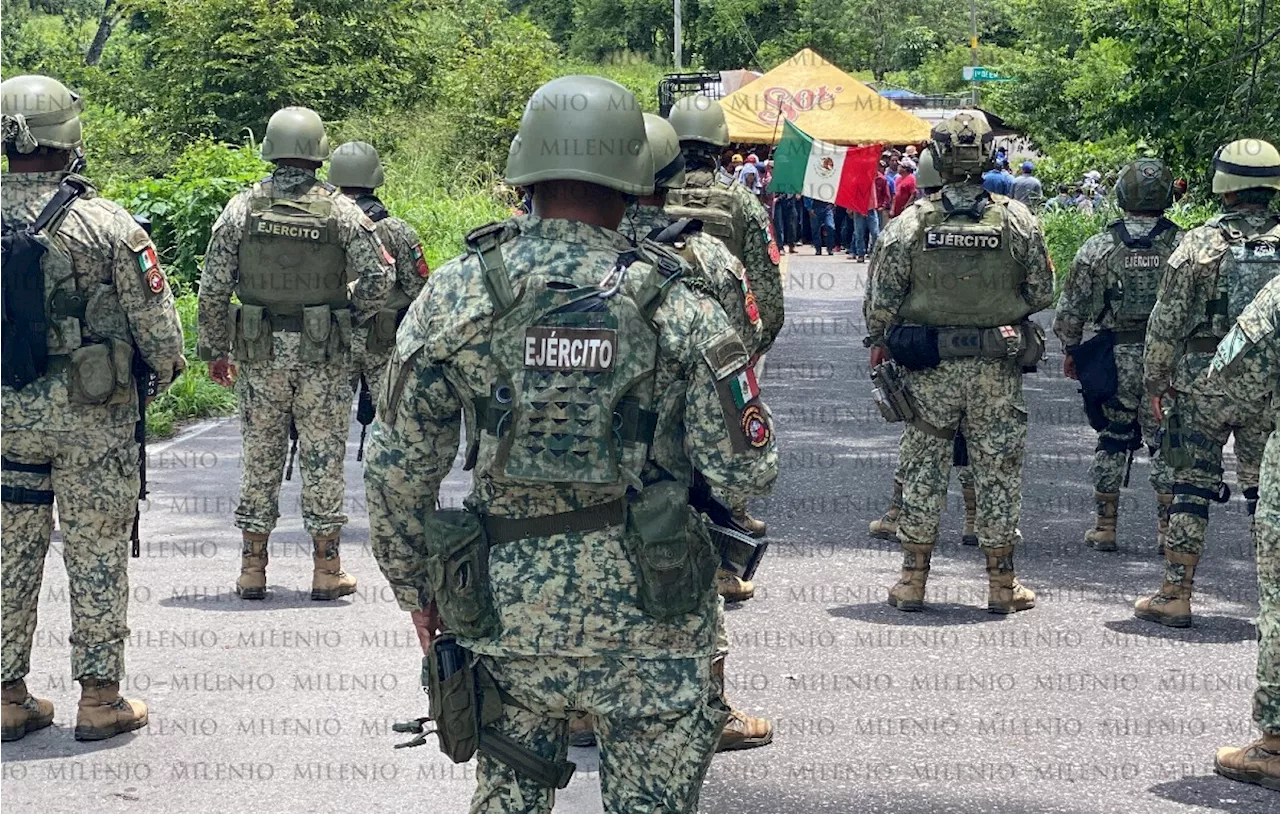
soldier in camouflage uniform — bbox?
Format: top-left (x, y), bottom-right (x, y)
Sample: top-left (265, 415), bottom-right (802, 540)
top-left (868, 150), bottom-right (978, 547)
top-left (198, 107), bottom-right (392, 602)
top-left (1, 75), bottom-right (185, 741)
top-left (1053, 158), bottom-right (1183, 553)
top-left (1138, 139), bottom-right (1280, 628)
top-left (666, 94), bottom-right (783, 538)
top-left (365, 75), bottom-right (777, 812)
top-left (617, 113), bottom-right (773, 752)
top-left (328, 141), bottom-right (430, 396)
top-left (865, 112), bottom-right (1054, 614)
top-left (1208, 275), bottom-right (1280, 789)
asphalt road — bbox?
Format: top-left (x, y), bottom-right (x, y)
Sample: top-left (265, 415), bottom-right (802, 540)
top-left (3, 251), bottom-right (1277, 814)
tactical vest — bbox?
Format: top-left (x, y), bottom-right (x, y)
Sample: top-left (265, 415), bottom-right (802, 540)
top-left (1205, 213), bottom-right (1280, 338)
top-left (898, 195), bottom-right (1031, 328)
top-left (1101, 218), bottom-right (1179, 327)
top-left (665, 179), bottom-right (744, 260)
top-left (466, 223), bottom-right (677, 496)
top-left (236, 178), bottom-right (347, 316)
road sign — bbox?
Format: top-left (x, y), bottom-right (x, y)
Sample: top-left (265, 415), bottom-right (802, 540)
top-left (963, 66), bottom-right (1011, 82)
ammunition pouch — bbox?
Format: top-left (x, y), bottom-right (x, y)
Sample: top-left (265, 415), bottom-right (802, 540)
top-left (1158, 407), bottom-right (1194, 471)
top-left (710, 522), bottom-right (768, 582)
top-left (423, 508), bottom-right (499, 639)
top-left (870, 361), bottom-right (917, 423)
top-left (1017, 321), bottom-right (1046, 370)
top-left (232, 304), bottom-right (273, 361)
top-left (626, 481), bottom-right (718, 620)
top-left (366, 307), bottom-right (405, 356)
top-left (1068, 331), bottom-right (1119, 431)
top-left (409, 635), bottom-right (575, 789)
top-left (301, 305), bottom-right (333, 362)
top-left (888, 322), bottom-right (1040, 370)
top-left (66, 339), bottom-right (133, 406)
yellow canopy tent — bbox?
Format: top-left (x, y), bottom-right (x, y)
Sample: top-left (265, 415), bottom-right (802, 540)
top-left (720, 48), bottom-right (931, 146)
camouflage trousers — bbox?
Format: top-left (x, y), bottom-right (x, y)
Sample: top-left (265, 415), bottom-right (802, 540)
top-left (891, 438), bottom-right (974, 487)
top-left (234, 337), bottom-right (353, 536)
top-left (1092, 344), bottom-right (1171, 493)
top-left (1163, 391), bottom-right (1269, 585)
top-left (1, 424), bottom-right (137, 681)
top-left (1253, 430), bottom-right (1279, 734)
top-left (898, 359), bottom-right (1027, 550)
top-left (472, 654), bottom-right (726, 814)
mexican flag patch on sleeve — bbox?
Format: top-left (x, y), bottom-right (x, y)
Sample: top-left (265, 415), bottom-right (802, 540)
top-left (412, 243), bottom-right (430, 277)
top-left (729, 366), bottom-right (760, 409)
top-left (137, 245), bottom-right (165, 294)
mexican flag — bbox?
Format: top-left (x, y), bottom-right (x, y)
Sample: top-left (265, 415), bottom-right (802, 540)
top-left (769, 120), bottom-right (882, 214)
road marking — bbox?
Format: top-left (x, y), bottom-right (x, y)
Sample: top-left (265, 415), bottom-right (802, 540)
top-left (148, 417), bottom-right (233, 456)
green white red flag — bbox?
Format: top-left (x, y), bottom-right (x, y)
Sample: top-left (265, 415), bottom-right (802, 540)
top-left (769, 119), bottom-right (882, 214)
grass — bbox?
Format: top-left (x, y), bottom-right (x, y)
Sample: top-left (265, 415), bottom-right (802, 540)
top-left (145, 294), bottom-right (236, 438)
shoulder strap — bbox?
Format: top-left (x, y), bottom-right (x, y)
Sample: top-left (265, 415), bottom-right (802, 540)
top-left (30, 176), bottom-right (90, 236)
top-left (632, 241), bottom-right (686, 322)
top-left (1111, 216), bottom-right (1177, 249)
top-left (466, 221), bottom-right (517, 314)
top-left (646, 217), bottom-right (703, 245)
top-left (355, 194), bottom-right (389, 223)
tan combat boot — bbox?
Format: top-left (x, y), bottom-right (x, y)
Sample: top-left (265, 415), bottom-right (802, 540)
top-left (732, 507), bottom-right (767, 539)
top-left (985, 546), bottom-right (1036, 614)
top-left (1084, 491), bottom-right (1119, 552)
top-left (1214, 732), bottom-right (1280, 790)
top-left (236, 531), bottom-right (269, 600)
top-left (311, 532), bottom-right (357, 600)
top-left (869, 481), bottom-right (903, 541)
top-left (1134, 549), bottom-right (1198, 628)
top-left (1155, 492), bottom-right (1172, 556)
top-left (1, 679), bottom-right (54, 742)
top-left (717, 568), bottom-right (755, 602)
top-left (887, 542), bottom-right (933, 611)
top-left (75, 679), bottom-right (147, 741)
top-left (712, 657), bottom-right (772, 752)
top-left (961, 486), bottom-right (978, 546)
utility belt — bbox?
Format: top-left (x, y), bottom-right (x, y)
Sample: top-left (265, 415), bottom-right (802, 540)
top-left (1111, 328), bottom-right (1147, 345)
top-left (392, 633), bottom-right (576, 789)
top-left (231, 303), bottom-right (352, 362)
top-left (365, 307), bottom-right (411, 356)
top-left (886, 320), bottom-right (1044, 372)
top-left (1184, 336), bottom-right (1223, 354)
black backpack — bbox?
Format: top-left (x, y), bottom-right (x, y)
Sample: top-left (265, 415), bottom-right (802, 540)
top-left (1, 178), bottom-right (88, 389)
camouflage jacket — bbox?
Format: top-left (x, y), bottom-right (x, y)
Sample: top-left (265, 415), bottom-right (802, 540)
top-left (196, 166), bottom-right (393, 360)
top-left (1, 171), bottom-right (185, 432)
top-left (865, 183), bottom-right (1054, 343)
top-left (1143, 210), bottom-right (1280, 398)
top-left (683, 167), bottom-right (785, 352)
top-left (1052, 215), bottom-right (1184, 347)
top-left (363, 215), bottom-right (778, 658)
top-left (1209, 275), bottom-right (1280, 424)
top-left (621, 204), bottom-right (765, 355)
top-left (373, 212), bottom-right (429, 310)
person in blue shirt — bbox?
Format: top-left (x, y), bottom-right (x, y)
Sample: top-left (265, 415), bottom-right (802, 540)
top-left (983, 162), bottom-right (1013, 195)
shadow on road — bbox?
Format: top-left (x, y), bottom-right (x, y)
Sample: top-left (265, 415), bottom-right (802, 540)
top-left (0, 723), bottom-right (142, 763)
top-left (828, 602), bottom-right (1002, 626)
top-left (1103, 616), bottom-right (1256, 644)
top-left (158, 588), bottom-right (357, 612)
top-left (1148, 775), bottom-right (1280, 812)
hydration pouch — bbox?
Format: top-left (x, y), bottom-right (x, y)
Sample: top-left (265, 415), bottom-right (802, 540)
top-left (424, 509), bottom-right (499, 638)
top-left (626, 481), bottom-right (717, 620)
top-left (300, 305), bottom-right (332, 363)
top-left (233, 304), bottom-right (273, 361)
top-left (66, 342), bottom-right (116, 405)
top-left (368, 308), bottom-right (400, 355)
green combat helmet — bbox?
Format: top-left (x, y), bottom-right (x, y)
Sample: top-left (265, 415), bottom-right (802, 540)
top-left (1211, 139), bottom-right (1280, 193)
top-left (668, 94), bottom-right (730, 148)
top-left (643, 113), bottom-right (686, 190)
top-left (506, 75), bottom-right (653, 196)
top-left (329, 141), bottom-right (385, 189)
top-left (261, 106), bottom-right (330, 163)
top-left (928, 111), bottom-right (994, 183)
top-left (1115, 158), bottom-right (1174, 212)
top-left (916, 148), bottom-right (943, 191)
top-left (1, 74), bottom-right (83, 153)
